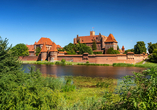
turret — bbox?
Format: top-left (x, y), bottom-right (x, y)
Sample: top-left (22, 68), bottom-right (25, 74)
top-left (49, 43), bottom-right (58, 62)
top-left (40, 43), bottom-right (47, 61)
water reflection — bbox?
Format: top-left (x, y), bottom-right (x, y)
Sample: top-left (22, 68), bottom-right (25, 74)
top-left (22, 64), bottom-right (146, 79)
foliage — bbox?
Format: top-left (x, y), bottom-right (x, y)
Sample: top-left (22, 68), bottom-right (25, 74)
top-left (113, 63), bottom-right (134, 67)
top-left (0, 37), bottom-right (76, 109)
top-left (117, 45), bottom-right (119, 50)
top-left (134, 41), bottom-right (146, 54)
top-left (86, 61), bottom-right (89, 64)
top-left (124, 49), bottom-right (134, 54)
top-left (93, 52), bottom-right (102, 54)
top-left (148, 42), bottom-right (157, 54)
top-left (63, 43), bottom-right (75, 54)
top-left (61, 59), bottom-right (66, 64)
top-left (64, 42), bottom-right (93, 54)
top-left (114, 68), bottom-right (157, 109)
top-left (11, 43), bottom-right (29, 56)
top-left (35, 47), bottom-right (41, 56)
top-left (110, 50), bottom-right (120, 54)
top-left (75, 43), bottom-right (93, 54)
top-left (92, 39), bottom-right (97, 50)
top-left (106, 47), bottom-right (113, 54)
top-left (106, 47), bottom-right (120, 54)
top-left (149, 49), bottom-right (157, 62)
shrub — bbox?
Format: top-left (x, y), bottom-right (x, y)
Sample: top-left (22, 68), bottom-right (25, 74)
top-left (61, 59), bottom-right (66, 64)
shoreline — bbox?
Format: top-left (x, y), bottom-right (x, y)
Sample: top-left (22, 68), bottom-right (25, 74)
top-left (21, 60), bottom-right (157, 68)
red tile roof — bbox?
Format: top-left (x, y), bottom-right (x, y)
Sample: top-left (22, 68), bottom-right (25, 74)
top-left (50, 43), bottom-right (58, 52)
top-left (34, 37), bottom-right (53, 45)
top-left (26, 45), bottom-right (34, 52)
top-left (40, 43), bottom-right (47, 52)
top-left (78, 35), bottom-right (106, 43)
top-left (105, 34), bottom-right (117, 43)
top-left (56, 45), bottom-right (63, 49)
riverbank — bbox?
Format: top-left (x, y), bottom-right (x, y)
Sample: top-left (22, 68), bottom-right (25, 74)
top-left (21, 60), bottom-right (157, 68)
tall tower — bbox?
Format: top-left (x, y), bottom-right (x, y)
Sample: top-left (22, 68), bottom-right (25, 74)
top-left (49, 43), bottom-right (58, 62)
top-left (40, 43), bottom-right (47, 61)
top-left (104, 34), bottom-right (118, 53)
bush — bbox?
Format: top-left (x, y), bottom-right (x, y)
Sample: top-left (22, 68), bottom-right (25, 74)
top-left (93, 52), bottom-right (102, 54)
top-left (61, 59), bottom-right (66, 64)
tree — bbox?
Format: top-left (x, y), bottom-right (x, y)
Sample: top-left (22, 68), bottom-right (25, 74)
top-left (148, 42), bottom-right (157, 54)
top-left (92, 39), bottom-right (97, 50)
top-left (117, 45), bottom-right (119, 50)
top-left (106, 47), bottom-right (120, 54)
top-left (63, 43), bottom-right (75, 54)
top-left (124, 49), bottom-right (134, 54)
top-left (35, 47), bottom-right (41, 56)
top-left (64, 43), bottom-right (93, 54)
top-left (11, 43), bottom-right (29, 56)
top-left (134, 41), bottom-right (146, 54)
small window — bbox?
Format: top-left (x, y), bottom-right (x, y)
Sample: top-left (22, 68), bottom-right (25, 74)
top-left (82, 40), bottom-right (83, 42)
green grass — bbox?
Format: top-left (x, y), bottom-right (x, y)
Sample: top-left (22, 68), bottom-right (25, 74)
top-left (59, 76), bottom-right (119, 108)
top-left (113, 61), bottom-right (157, 68)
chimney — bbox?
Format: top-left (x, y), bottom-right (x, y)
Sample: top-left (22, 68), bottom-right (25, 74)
top-left (90, 31), bottom-right (95, 36)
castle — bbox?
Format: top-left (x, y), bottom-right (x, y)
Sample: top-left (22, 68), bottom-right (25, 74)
top-left (21, 32), bottom-right (147, 64)
top-left (26, 37), bottom-right (62, 61)
top-left (74, 31), bottom-right (120, 53)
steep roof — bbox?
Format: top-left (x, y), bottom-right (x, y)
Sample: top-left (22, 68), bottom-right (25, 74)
top-left (105, 34), bottom-right (117, 43)
top-left (34, 37), bottom-right (53, 45)
top-left (50, 43), bottom-right (58, 52)
top-left (40, 43), bottom-right (47, 52)
top-left (56, 45), bottom-right (63, 49)
top-left (26, 45), bottom-right (34, 52)
top-left (78, 35), bottom-right (107, 43)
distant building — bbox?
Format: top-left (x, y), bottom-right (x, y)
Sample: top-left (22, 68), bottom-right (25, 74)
top-left (26, 37), bottom-right (62, 60)
top-left (73, 31), bottom-right (118, 53)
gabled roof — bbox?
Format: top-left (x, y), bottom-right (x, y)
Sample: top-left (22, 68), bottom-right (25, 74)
top-left (77, 35), bottom-right (107, 43)
top-left (56, 45), bottom-right (63, 49)
top-left (26, 45), bottom-right (34, 52)
top-left (40, 43), bottom-right (47, 52)
top-left (105, 34), bottom-right (117, 43)
top-left (50, 43), bottom-right (58, 52)
top-left (34, 37), bottom-right (53, 45)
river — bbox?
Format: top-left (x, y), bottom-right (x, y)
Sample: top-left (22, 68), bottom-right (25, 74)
top-left (22, 64), bottom-right (146, 79)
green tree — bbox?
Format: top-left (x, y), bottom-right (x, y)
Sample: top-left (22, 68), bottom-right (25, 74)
top-left (63, 43), bottom-right (75, 54)
top-left (134, 41), bottom-right (146, 54)
top-left (92, 39), bottom-right (97, 50)
top-left (35, 47), bottom-right (41, 56)
top-left (148, 42), bottom-right (157, 54)
top-left (106, 47), bottom-right (113, 54)
top-left (11, 43), bottom-right (29, 56)
top-left (117, 45), bottom-right (119, 50)
top-left (110, 50), bottom-right (120, 54)
top-left (75, 43), bottom-right (93, 54)
top-left (124, 49), bottom-right (134, 54)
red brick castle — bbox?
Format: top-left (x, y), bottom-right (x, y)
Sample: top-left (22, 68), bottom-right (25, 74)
top-left (74, 31), bottom-right (118, 53)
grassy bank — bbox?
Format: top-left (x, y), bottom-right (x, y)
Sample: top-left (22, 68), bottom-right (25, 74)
top-left (113, 61), bottom-right (157, 68)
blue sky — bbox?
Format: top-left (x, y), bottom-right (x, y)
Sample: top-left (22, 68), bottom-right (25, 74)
top-left (0, 0), bottom-right (157, 50)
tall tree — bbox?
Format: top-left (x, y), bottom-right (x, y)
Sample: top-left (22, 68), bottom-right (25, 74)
top-left (148, 42), bottom-right (157, 54)
top-left (11, 43), bottom-right (29, 56)
top-left (92, 39), bottom-right (97, 50)
top-left (35, 47), bottom-right (41, 56)
top-left (134, 41), bottom-right (146, 54)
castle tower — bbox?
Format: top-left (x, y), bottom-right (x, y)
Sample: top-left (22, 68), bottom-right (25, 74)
top-left (122, 46), bottom-right (125, 53)
top-left (49, 42), bottom-right (58, 62)
top-left (40, 43), bottom-right (47, 61)
top-left (104, 34), bottom-right (118, 54)
top-left (90, 31), bottom-right (95, 36)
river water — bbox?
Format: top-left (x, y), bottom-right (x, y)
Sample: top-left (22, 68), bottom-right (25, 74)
top-left (22, 64), bottom-right (146, 79)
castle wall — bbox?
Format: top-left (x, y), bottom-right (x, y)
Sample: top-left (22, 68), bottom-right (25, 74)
top-left (20, 53), bottom-right (148, 64)
top-left (19, 56), bottom-right (38, 61)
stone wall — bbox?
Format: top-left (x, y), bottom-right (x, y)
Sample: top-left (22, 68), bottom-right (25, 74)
top-left (57, 53), bottom-right (147, 64)
top-left (20, 53), bottom-right (148, 64)
top-left (19, 56), bottom-right (38, 61)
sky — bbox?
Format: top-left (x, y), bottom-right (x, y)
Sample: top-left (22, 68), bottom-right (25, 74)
top-left (0, 0), bottom-right (157, 50)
